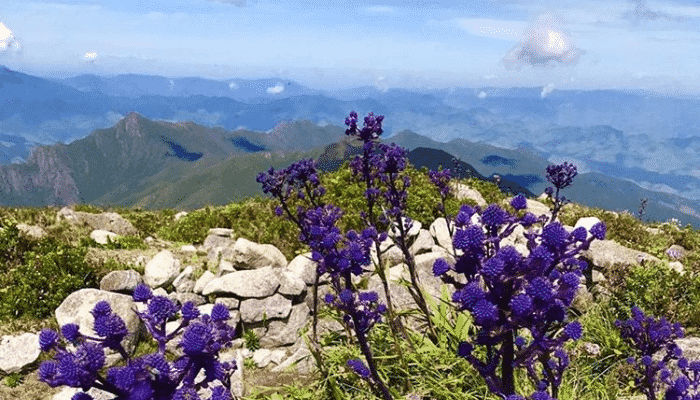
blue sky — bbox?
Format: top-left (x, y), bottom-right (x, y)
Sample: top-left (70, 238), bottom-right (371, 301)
top-left (1, 0), bottom-right (700, 94)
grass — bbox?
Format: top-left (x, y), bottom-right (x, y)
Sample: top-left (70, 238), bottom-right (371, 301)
top-left (0, 159), bottom-right (698, 399)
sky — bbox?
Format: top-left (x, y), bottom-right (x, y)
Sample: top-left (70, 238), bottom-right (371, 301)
top-left (1, 0), bottom-right (700, 94)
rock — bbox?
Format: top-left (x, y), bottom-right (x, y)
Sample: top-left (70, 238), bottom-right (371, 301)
top-left (53, 387), bottom-right (116, 400)
top-left (55, 289), bottom-right (143, 358)
top-left (202, 266), bottom-right (281, 298)
top-left (180, 244), bottom-right (197, 252)
top-left (56, 208), bottom-right (139, 236)
top-left (259, 303), bottom-right (311, 347)
top-left (409, 229), bottom-right (435, 257)
top-left (172, 265), bottom-right (196, 293)
top-left (240, 293), bottom-right (292, 323)
top-left (277, 270), bottom-right (307, 297)
top-left (16, 223), bottom-right (47, 240)
top-left (387, 217), bottom-right (421, 239)
top-left (169, 292), bottom-right (207, 306)
top-left (100, 269), bottom-right (142, 292)
top-left (174, 211), bottom-right (188, 221)
top-left (429, 218), bottom-right (457, 255)
top-left (252, 348), bottom-right (287, 368)
top-left (90, 229), bottom-right (119, 245)
top-left (286, 253), bottom-right (318, 285)
top-left (271, 345), bottom-right (314, 374)
top-left (209, 228), bottom-right (234, 237)
top-left (194, 270), bottom-right (216, 294)
top-left (0, 332), bottom-right (40, 373)
top-left (580, 240), bottom-right (660, 274)
top-left (230, 238), bottom-right (288, 270)
top-left (450, 182), bottom-right (487, 207)
top-left (143, 250), bottom-right (181, 288)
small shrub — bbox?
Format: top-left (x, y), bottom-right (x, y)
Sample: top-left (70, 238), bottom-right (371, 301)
top-left (243, 328), bottom-right (261, 351)
top-left (3, 372), bottom-right (24, 388)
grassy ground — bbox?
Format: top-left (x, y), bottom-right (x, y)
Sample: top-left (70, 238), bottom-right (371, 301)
top-left (0, 161), bottom-right (697, 399)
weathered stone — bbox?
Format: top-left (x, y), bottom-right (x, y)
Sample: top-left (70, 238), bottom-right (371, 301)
top-left (214, 297), bottom-right (240, 310)
top-left (277, 270), bottom-right (306, 296)
top-left (172, 265), bottom-right (196, 293)
top-left (174, 211), bottom-right (188, 221)
top-left (90, 229), bottom-right (119, 245)
top-left (180, 244), bottom-right (197, 252)
top-left (218, 260), bottom-right (235, 276)
top-left (53, 387), bottom-right (116, 400)
top-left (271, 345), bottom-right (314, 374)
top-left (56, 208), bottom-right (139, 236)
top-left (202, 266), bottom-right (281, 297)
top-left (209, 228), bottom-right (234, 237)
top-left (230, 237), bottom-right (288, 270)
top-left (451, 182), bottom-right (487, 207)
top-left (409, 229), bottom-right (435, 257)
top-left (143, 250), bottom-right (181, 288)
top-left (194, 270), bottom-right (216, 294)
top-left (169, 292), bottom-right (207, 307)
top-left (429, 218), bottom-right (457, 255)
top-left (240, 294), bottom-right (292, 323)
top-left (16, 223), bottom-right (47, 240)
top-left (55, 289), bottom-right (143, 357)
top-left (259, 303), bottom-right (311, 347)
top-left (580, 240), bottom-right (660, 274)
top-left (0, 332), bottom-right (40, 373)
top-left (252, 348), bottom-right (287, 368)
top-left (100, 269), bottom-right (142, 292)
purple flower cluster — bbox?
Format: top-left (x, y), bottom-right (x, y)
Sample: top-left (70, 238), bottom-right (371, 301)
top-left (616, 306), bottom-right (700, 400)
top-left (543, 162), bottom-right (578, 223)
top-left (431, 191), bottom-right (603, 398)
top-left (38, 283), bottom-right (237, 400)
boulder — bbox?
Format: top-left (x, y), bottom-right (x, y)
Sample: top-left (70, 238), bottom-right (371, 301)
top-left (100, 269), bottom-right (142, 292)
top-left (240, 293), bottom-right (292, 323)
top-left (194, 270), bottom-right (216, 294)
top-left (143, 250), bottom-right (181, 288)
top-left (172, 265), bottom-right (196, 293)
top-left (90, 229), bottom-right (119, 245)
top-left (54, 289), bottom-right (143, 357)
top-left (450, 182), bottom-right (487, 207)
top-left (0, 332), bottom-right (41, 373)
top-left (230, 238), bottom-right (288, 270)
top-left (202, 266), bottom-right (281, 298)
top-left (580, 240), bottom-right (660, 274)
top-left (16, 223), bottom-right (47, 240)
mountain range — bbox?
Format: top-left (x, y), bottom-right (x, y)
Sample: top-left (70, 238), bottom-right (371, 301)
top-left (0, 111), bottom-right (697, 230)
top-left (3, 65), bottom-right (700, 221)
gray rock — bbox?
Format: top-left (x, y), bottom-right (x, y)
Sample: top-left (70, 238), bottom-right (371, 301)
top-left (581, 240), bottom-right (660, 274)
top-left (209, 228), bottom-right (234, 237)
top-left (240, 293), bottom-right (292, 323)
top-left (90, 229), bottom-right (119, 245)
top-left (172, 265), bottom-right (196, 293)
top-left (100, 269), bottom-right (142, 292)
top-left (202, 266), bottom-right (281, 297)
top-left (143, 250), bottom-right (181, 288)
top-left (194, 270), bottom-right (216, 294)
top-left (55, 289), bottom-right (143, 358)
top-left (277, 269), bottom-right (306, 296)
top-left (286, 253), bottom-right (318, 285)
top-left (409, 229), bottom-right (435, 257)
top-left (16, 223), bottom-right (47, 240)
top-left (230, 237), bottom-right (288, 270)
top-left (259, 303), bottom-right (311, 347)
top-left (0, 332), bottom-right (40, 373)
top-left (450, 182), bottom-right (487, 207)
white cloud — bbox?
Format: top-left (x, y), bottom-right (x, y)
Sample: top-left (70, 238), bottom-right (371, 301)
top-left (206, 0), bottom-right (250, 6)
top-left (0, 22), bottom-right (21, 54)
top-left (502, 12), bottom-right (585, 69)
top-left (83, 52), bottom-right (98, 63)
top-left (229, 81), bottom-right (238, 90)
top-left (266, 84), bottom-right (284, 94)
top-left (478, 91), bottom-right (487, 98)
top-left (483, 74), bottom-right (496, 80)
top-left (455, 18), bottom-right (527, 41)
top-left (541, 83), bottom-right (555, 98)
top-left (622, 0), bottom-right (683, 23)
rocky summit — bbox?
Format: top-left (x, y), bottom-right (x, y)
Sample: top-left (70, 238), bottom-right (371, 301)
top-left (1, 184), bottom-right (697, 400)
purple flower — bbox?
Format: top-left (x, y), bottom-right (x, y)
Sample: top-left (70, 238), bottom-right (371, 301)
top-left (546, 162), bottom-right (577, 190)
top-left (571, 227), bottom-right (588, 242)
top-left (61, 324), bottom-right (81, 343)
top-left (564, 321), bottom-right (583, 340)
top-left (510, 294), bottom-right (533, 317)
top-left (211, 303), bottom-right (230, 322)
top-left (472, 299), bottom-right (498, 325)
top-left (147, 296), bottom-right (180, 326)
top-left (481, 204), bottom-right (508, 229)
top-left (347, 359), bottom-right (371, 379)
top-left (433, 258), bottom-right (451, 276)
top-left (511, 194), bottom-right (527, 211)
top-left (132, 284), bottom-right (153, 302)
top-left (541, 222), bottom-right (569, 252)
top-left (40, 329), bottom-right (60, 351)
top-left (181, 301), bottom-right (199, 321)
top-left (590, 222), bottom-right (607, 240)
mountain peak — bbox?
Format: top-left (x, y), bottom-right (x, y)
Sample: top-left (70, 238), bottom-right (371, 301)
top-left (118, 112), bottom-right (146, 138)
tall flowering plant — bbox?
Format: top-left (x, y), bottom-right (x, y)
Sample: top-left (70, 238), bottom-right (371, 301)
top-left (38, 284), bottom-right (237, 400)
top-left (429, 164), bottom-right (607, 399)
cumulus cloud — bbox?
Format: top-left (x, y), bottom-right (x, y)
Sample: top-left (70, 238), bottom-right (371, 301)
top-left (541, 84), bottom-right (555, 98)
top-left (0, 22), bottom-right (21, 55)
top-left (229, 81), bottom-right (238, 90)
top-left (622, 0), bottom-right (682, 23)
top-left (267, 84), bottom-right (284, 94)
top-left (478, 91), bottom-right (487, 98)
top-left (502, 13), bottom-right (584, 69)
top-left (82, 52), bottom-right (98, 63)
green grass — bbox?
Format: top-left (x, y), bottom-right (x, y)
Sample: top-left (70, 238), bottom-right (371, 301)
top-left (0, 159), bottom-right (698, 399)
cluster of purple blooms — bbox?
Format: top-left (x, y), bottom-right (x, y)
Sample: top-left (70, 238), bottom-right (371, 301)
top-left (38, 283), bottom-right (237, 400)
top-left (616, 306), bottom-right (700, 400)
